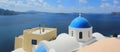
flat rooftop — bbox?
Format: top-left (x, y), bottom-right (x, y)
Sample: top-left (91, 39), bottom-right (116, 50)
top-left (23, 27), bottom-right (56, 35)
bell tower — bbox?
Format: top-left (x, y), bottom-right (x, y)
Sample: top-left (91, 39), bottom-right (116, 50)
top-left (69, 15), bottom-right (92, 42)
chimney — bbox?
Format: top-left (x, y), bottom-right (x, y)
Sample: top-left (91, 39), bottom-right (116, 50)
top-left (41, 24), bottom-right (45, 32)
top-left (39, 24), bottom-right (41, 34)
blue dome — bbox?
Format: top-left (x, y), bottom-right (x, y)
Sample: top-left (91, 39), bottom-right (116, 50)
top-left (69, 16), bottom-right (91, 28)
top-left (35, 44), bottom-right (47, 52)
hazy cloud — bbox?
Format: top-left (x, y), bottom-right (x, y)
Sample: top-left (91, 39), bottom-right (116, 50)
top-left (113, 0), bottom-right (119, 5)
top-left (79, 0), bottom-right (88, 3)
top-left (56, 0), bottom-right (61, 3)
top-left (100, 3), bottom-right (110, 8)
top-left (0, 0), bottom-right (119, 13)
top-left (102, 0), bottom-right (108, 2)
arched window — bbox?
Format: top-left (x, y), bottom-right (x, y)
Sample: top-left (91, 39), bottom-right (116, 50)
top-left (79, 32), bottom-right (82, 39)
top-left (71, 31), bottom-right (73, 36)
top-left (88, 31), bottom-right (90, 38)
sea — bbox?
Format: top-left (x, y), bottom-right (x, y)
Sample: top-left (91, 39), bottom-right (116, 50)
top-left (0, 13), bottom-right (120, 52)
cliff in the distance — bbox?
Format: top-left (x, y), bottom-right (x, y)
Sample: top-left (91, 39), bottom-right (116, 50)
top-left (0, 8), bottom-right (18, 15)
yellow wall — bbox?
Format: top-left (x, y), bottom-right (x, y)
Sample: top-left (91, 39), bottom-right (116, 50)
top-left (15, 27), bottom-right (57, 52)
top-left (14, 36), bottom-right (24, 49)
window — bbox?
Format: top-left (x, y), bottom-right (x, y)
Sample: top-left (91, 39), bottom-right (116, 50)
top-left (88, 31), bottom-right (90, 38)
top-left (32, 39), bottom-right (37, 45)
top-left (71, 31), bottom-right (73, 36)
top-left (79, 32), bottom-right (82, 39)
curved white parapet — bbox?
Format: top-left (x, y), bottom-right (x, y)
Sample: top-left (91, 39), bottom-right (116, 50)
top-left (35, 33), bottom-right (79, 52)
top-left (92, 32), bottom-right (106, 40)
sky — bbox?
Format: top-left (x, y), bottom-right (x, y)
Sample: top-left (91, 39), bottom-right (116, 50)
top-left (0, 0), bottom-right (120, 13)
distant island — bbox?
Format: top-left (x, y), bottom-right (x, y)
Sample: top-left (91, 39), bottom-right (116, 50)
top-left (0, 8), bottom-right (18, 15)
top-left (0, 8), bottom-right (47, 15)
top-left (112, 12), bottom-right (120, 15)
top-left (0, 8), bottom-right (79, 16)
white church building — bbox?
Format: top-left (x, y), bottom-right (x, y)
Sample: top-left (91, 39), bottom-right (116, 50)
top-left (34, 15), bottom-right (106, 52)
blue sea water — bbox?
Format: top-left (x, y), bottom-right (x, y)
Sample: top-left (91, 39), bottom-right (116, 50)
top-left (0, 13), bottom-right (120, 52)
